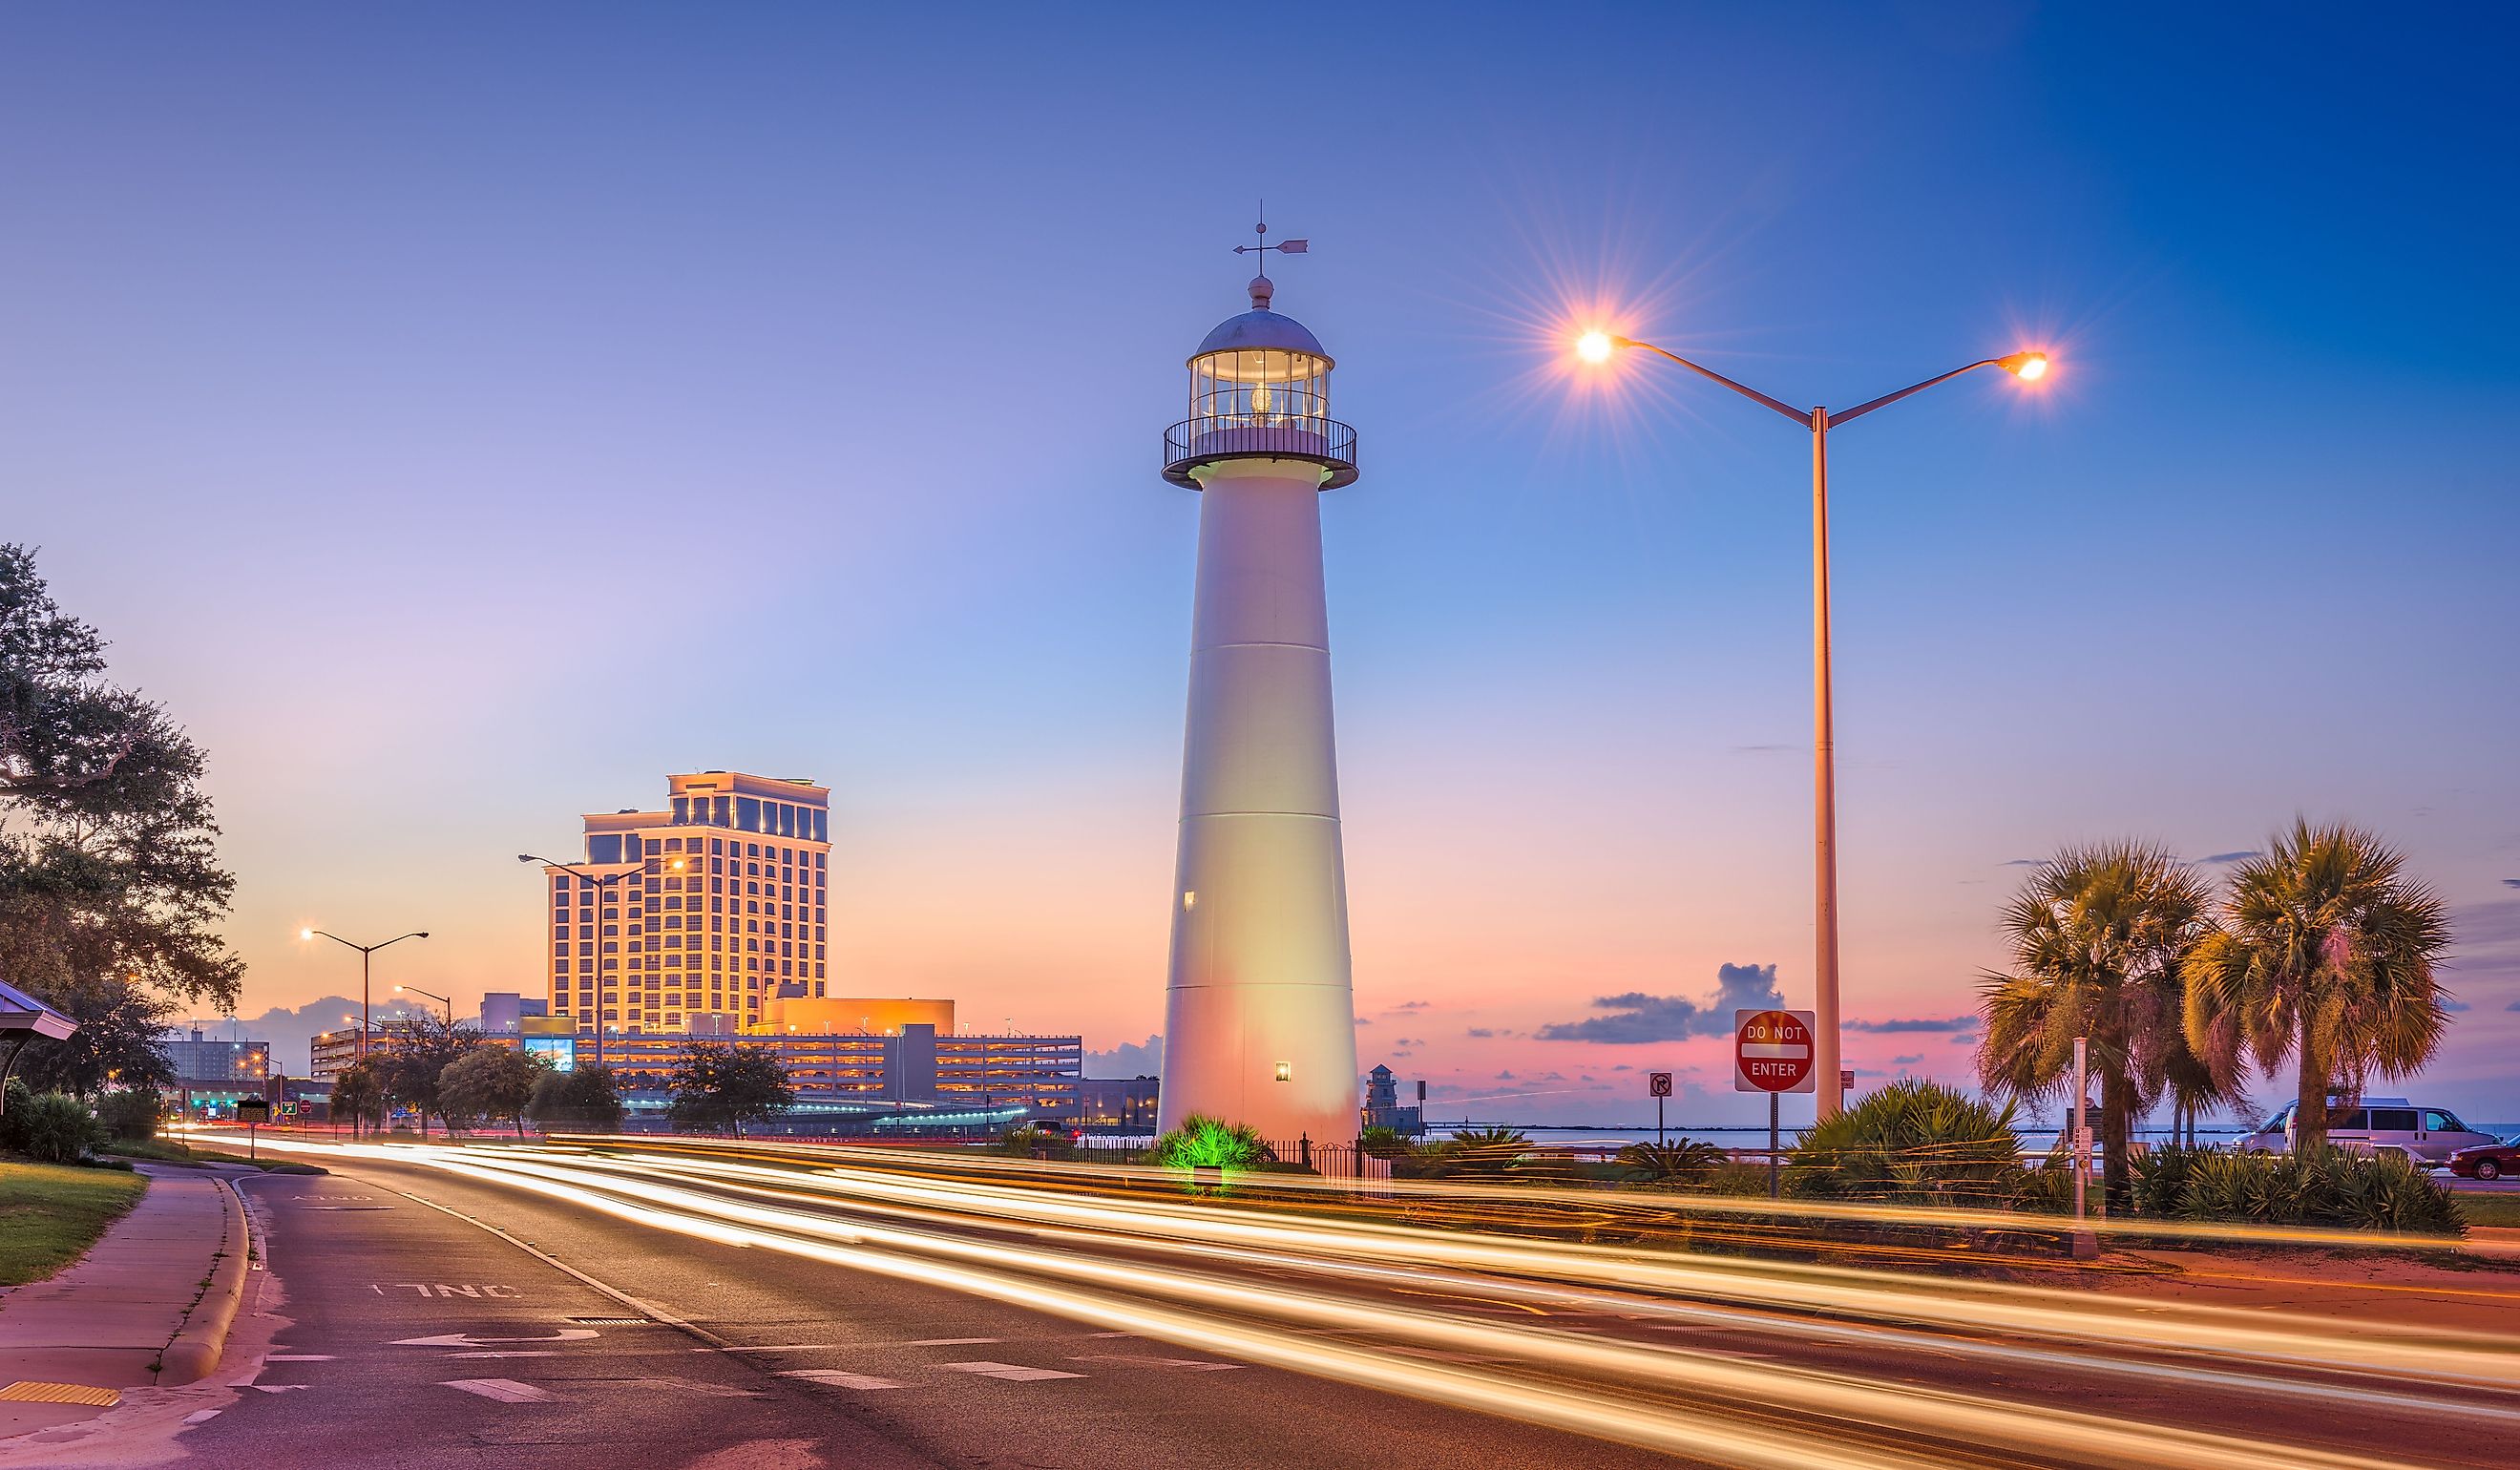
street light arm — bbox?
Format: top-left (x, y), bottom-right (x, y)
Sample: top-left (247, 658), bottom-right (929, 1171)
top-left (520, 852), bottom-right (634, 889)
top-left (1617, 338), bottom-right (1815, 429)
top-left (1828, 359), bottom-right (2007, 428)
top-left (373, 931), bottom-right (429, 952)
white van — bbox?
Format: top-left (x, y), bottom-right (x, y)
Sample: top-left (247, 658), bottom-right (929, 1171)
top-left (2235, 1098), bottom-right (2496, 1164)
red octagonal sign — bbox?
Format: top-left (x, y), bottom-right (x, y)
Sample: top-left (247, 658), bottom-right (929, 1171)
top-left (1733, 1008), bottom-right (1817, 1095)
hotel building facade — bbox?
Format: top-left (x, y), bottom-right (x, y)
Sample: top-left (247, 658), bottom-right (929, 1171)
top-left (540, 770), bottom-right (833, 1038)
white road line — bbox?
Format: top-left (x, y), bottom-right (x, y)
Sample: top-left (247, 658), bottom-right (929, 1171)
top-left (265, 1354), bottom-right (336, 1361)
top-left (443, 1351), bottom-right (560, 1359)
top-left (1069, 1354), bottom-right (1244, 1372)
top-left (182, 1410), bottom-right (221, 1424)
top-left (939, 1360), bottom-right (1085, 1382)
top-left (439, 1378), bottom-right (556, 1403)
top-left (777, 1370), bottom-right (907, 1390)
top-left (906, 1336), bottom-right (1000, 1346)
top-left (252, 1385), bottom-right (311, 1394)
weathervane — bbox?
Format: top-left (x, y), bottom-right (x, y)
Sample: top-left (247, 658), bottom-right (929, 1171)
top-left (1231, 204), bottom-right (1308, 308)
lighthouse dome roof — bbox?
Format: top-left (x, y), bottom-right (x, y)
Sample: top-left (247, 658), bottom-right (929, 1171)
top-left (1192, 307), bottom-right (1331, 365)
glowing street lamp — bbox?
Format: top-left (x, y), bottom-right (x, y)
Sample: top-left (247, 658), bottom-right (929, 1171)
top-left (517, 851), bottom-right (675, 1070)
top-left (395, 983), bottom-right (452, 1025)
top-left (303, 927), bottom-right (430, 1064)
top-left (1576, 330), bottom-right (2050, 1120)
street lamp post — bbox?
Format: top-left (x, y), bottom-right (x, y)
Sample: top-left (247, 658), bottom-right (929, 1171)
top-left (396, 984), bottom-right (452, 1025)
top-left (301, 928), bottom-right (430, 1064)
top-left (1577, 331), bottom-right (2048, 1120)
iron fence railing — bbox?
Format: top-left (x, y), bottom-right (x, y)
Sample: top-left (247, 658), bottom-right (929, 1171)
top-left (1164, 415), bottom-right (1357, 488)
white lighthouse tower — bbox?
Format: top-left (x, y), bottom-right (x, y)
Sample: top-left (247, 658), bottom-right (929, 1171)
top-left (1157, 230), bottom-right (1361, 1144)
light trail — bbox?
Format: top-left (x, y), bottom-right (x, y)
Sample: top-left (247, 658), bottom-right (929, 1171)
top-left (222, 1132), bottom-right (2515, 1468)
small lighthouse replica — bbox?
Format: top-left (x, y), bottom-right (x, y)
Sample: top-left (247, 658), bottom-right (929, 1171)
top-left (1157, 222), bottom-right (1361, 1144)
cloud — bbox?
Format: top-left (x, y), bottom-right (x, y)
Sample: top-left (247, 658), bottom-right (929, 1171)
top-left (1950, 1034), bottom-right (1980, 1046)
top-left (2508, 1001), bottom-right (2520, 1013)
top-left (234, 995), bottom-right (418, 1075)
top-left (1893, 1054), bottom-right (1924, 1065)
top-left (1535, 962), bottom-right (1783, 1043)
top-left (1385, 1000), bottom-right (1431, 1012)
top-left (2456, 900), bottom-right (2520, 947)
top-left (2205, 850), bottom-right (2263, 865)
top-left (2443, 998), bottom-right (2471, 1013)
top-left (1464, 1027), bottom-right (1494, 1039)
top-left (2505, 878), bottom-right (2520, 890)
top-left (1611, 1063), bottom-right (1633, 1072)
top-left (1731, 743), bottom-right (1796, 754)
top-left (1495, 1070), bottom-right (1517, 1081)
top-left (1086, 1035), bottom-right (1163, 1077)
top-left (1999, 858), bottom-right (2043, 868)
top-left (1844, 1016), bottom-right (1973, 1033)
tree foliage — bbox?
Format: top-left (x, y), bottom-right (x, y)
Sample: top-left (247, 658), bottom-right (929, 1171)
top-left (1976, 841), bottom-right (2219, 1213)
top-left (0, 544), bottom-right (242, 1093)
top-left (664, 1040), bottom-right (793, 1136)
top-left (2182, 821), bottom-right (2451, 1153)
top-left (527, 1064), bottom-right (625, 1133)
top-left (1616, 1138), bottom-right (1731, 1186)
top-left (380, 1014), bottom-right (484, 1134)
top-left (330, 1060), bottom-right (388, 1136)
top-left (440, 1048), bottom-right (545, 1138)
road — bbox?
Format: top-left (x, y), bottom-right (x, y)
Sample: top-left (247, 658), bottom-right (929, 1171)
top-left (22, 1136), bottom-right (2520, 1469)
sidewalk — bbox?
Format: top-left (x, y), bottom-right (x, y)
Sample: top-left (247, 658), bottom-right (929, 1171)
top-left (0, 1164), bottom-right (248, 1440)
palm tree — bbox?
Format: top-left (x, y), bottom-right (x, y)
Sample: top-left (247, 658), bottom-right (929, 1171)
top-left (1977, 841), bottom-right (2214, 1214)
top-left (2182, 821), bottom-right (2451, 1154)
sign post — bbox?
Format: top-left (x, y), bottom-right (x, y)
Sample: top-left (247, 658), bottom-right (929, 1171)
top-left (238, 1096), bottom-right (271, 1162)
top-left (1648, 1071), bottom-right (1673, 1145)
top-left (1734, 1009), bottom-right (1817, 1199)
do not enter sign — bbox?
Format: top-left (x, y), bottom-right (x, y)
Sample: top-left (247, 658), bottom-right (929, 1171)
top-left (1733, 1009), bottom-right (1817, 1094)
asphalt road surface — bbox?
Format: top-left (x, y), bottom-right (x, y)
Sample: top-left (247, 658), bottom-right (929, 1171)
top-left (27, 1140), bottom-right (2520, 1470)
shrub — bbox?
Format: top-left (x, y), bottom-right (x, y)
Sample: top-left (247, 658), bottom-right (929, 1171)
top-left (95, 1088), bottom-right (162, 1142)
top-left (995, 1126), bottom-right (1077, 1160)
top-left (1438, 1127), bottom-right (1531, 1178)
top-left (1358, 1125), bottom-right (1413, 1160)
top-left (2132, 1144), bottom-right (2214, 1217)
top-left (1787, 1079), bottom-right (2027, 1208)
top-left (2178, 1147), bottom-right (2463, 1235)
top-left (9, 1091), bottom-right (103, 1164)
top-left (1616, 1139), bottom-right (1731, 1186)
top-left (0, 1078), bottom-right (33, 1152)
top-left (1150, 1114), bottom-right (1273, 1171)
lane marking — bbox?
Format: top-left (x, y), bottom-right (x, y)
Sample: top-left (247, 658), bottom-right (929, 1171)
top-left (777, 1370), bottom-right (907, 1390)
top-left (265, 1354), bottom-right (335, 1361)
top-left (253, 1385), bottom-right (311, 1395)
top-left (444, 1351), bottom-right (560, 1359)
top-left (380, 1187), bottom-right (736, 1351)
top-left (907, 1336), bottom-right (1000, 1346)
top-left (182, 1410), bottom-right (221, 1424)
top-left (727, 1343), bottom-right (843, 1353)
top-left (439, 1378), bottom-right (555, 1403)
top-left (938, 1360), bottom-right (1084, 1382)
top-left (392, 1330), bottom-right (597, 1348)
top-left (1069, 1354), bottom-right (1244, 1372)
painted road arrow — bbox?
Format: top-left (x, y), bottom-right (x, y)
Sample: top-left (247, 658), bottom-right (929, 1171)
top-left (391, 1329), bottom-right (598, 1348)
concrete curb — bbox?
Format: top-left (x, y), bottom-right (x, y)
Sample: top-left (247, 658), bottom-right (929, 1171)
top-left (156, 1175), bottom-right (249, 1384)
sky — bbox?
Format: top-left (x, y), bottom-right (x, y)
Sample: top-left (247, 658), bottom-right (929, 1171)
top-left (5, 5), bottom-right (2515, 1125)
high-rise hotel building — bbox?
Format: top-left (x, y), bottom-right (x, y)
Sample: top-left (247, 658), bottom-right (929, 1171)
top-left (540, 771), bottom-right (831, 1037)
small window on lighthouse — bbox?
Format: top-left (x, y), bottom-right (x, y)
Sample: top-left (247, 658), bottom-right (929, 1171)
top-left (1182, 890), bottom-right (1197, 911)
top-left (1273, 1061), bottom-right (1292, 1083)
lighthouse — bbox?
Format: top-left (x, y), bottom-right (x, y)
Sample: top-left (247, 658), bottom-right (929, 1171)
top-left (1156, 233), bottom-right (1361, 1144)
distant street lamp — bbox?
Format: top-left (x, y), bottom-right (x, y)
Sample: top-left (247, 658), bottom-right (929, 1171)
top-left (396, 983), bottom-right (452, 1025)
top-left (302, 928), bottom-right (430, 1064)
top-left (1578, 332), bottom-right (2050, 1120)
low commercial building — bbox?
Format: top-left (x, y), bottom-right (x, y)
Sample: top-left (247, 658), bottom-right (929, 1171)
top-left (317, 996), bottom-right (1082, 1129)
top-left (1077, 1077), bottom-right (1161, 1133)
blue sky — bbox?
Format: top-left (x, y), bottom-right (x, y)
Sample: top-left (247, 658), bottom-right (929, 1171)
top-left (5, 5), bottom-right (2515, 1123)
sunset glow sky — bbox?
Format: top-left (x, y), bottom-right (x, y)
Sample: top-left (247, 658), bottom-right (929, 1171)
top-left (6, 6), bottom-right (2515, 1124)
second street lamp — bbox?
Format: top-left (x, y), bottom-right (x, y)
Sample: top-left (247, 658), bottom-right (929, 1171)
top-left (395, 983), bottom-right (452, 1025)
top-left (301, 927), bottom-right (430, 1064)
top-left (516, 851), bottom-right (683, 1072)
top-left (1578, 330), bottom-right (2050, 1121)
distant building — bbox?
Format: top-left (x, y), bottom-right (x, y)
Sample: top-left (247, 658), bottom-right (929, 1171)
top-left (160, 1034), bottom-right (274, 1122)
top-left (536, 770), bottom-right (832, 1040)
top-left (315, 1001), bottom-right (1082, 1128)
top-left (1077, 1077), bottom-right (1160, 1133)
top-left (1361, 1063), bottom-right (1423, 1137)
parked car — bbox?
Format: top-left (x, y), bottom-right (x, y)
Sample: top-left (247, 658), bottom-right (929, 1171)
top-left (2446, 1137), bottom-right (2520, 1182)
top-left (2233, 1099), bottom-right (2497, 1164)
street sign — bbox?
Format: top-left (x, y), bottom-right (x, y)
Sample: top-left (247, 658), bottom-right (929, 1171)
top-left (238, 1098), bottom-right (271, 1120)
top-left (1647, 1072), bottom-right (1673, 1099)
top-left (1732, 1009), bottom-right (1818, 1094)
